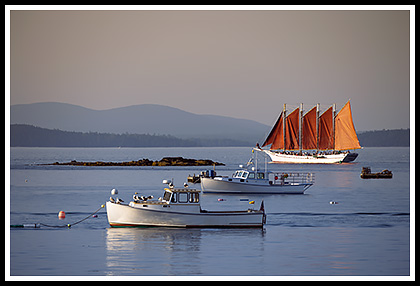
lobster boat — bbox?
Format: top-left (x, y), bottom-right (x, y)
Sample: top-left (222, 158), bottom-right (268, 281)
top-left (201, 168), bottom-right (314, 194)
top-left (106, 181), bottom-right (266, 228)
top-left (360, 167), bottom-right (393, 179)
top-left (200, 149), bottom-right (314, 194)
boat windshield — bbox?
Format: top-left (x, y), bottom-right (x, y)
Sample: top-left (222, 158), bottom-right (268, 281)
top-left (233, 171), bottom-right (249, 179)
top-left (168, 190), bottom-right (200, 204)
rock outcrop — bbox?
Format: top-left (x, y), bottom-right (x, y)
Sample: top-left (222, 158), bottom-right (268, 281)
top-left (46, 157), bottom-right (225, 167)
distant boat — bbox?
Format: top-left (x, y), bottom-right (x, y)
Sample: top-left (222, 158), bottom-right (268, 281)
top-left (258, 100), bottom-right (361, 164)
top-left (106, 181), bottom-right (266, 228)
top-left (200, 168), bottom-right (314, 194)
top-left (200, 149), bottom-right (314, 194)
top-left (360, 167), bottom-right (393, 179)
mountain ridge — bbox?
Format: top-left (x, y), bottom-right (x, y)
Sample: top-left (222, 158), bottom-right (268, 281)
top-left (10, 102), bottom-right (269, 142)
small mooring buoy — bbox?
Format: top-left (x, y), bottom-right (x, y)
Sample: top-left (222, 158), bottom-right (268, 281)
top-left (249, 201), bottom-right (255, 204)
top-left (58, 211), bottom-right (66, 219)
top-left (329, 201), bottom-right (339, 205)
top-left (217, 198), bottom-right (225, 201)
top-left (11, 204), bottom-right (105, 229)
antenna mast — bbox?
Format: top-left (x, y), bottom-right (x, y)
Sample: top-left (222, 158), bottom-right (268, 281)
top-left (299, 103), bottom-right (303, 154)
top-left (283, 104), bottom-right (286, 151)
top-left (316, 103), bottom-right (320, 152)
top-left (332, 103), bottom-right (336, 151)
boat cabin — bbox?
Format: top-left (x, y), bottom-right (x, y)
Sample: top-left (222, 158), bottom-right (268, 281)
top-left (162, 188), bottom-right (200, 204)
top-left (232, 170), bottom-right (266, 180)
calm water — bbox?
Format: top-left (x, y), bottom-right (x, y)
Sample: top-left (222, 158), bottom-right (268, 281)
top-left (9, 147), bottom-right (411, 277)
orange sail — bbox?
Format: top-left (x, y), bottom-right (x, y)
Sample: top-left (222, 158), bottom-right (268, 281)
top-left (302, 106), bottom-right (317, 150)
top-left (334, 101), bottom-right (361, 150)
top-left (285, 108), bottom-right (300, 150)
top-left (262, 111), bottom-right (284, 150)
top-left (318, 106), bottom-right (334, 150)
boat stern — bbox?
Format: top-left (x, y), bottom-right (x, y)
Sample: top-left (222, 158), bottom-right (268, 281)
top-left (342, 152), bottom-right (358, 162)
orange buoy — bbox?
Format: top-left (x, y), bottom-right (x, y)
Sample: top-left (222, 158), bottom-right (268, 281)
top-left (58, 211), bottom-right (66, 219)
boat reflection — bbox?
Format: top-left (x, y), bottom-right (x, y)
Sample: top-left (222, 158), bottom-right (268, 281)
top-left (105, 227), bottom-right (265, 276)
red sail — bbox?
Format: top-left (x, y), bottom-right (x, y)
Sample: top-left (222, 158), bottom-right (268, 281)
top-left (318, 106), bottom-right (334, 150)
top-left (285, 108), bottom-right (300, 150)
top-left (334, 101), bottom-right (361, 150)
top-left (262, 111), bottom-right (284, 150)
top-left (302, 106), bottom-right (317, 150)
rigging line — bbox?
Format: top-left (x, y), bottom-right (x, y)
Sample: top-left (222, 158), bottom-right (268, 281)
top-left (68, 205), bottom-right (105, 227)
top-left (36, 204), bottom-right (105, 228)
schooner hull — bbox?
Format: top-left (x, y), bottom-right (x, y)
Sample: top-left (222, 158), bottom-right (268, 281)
top-left (263, 150), bottom-right (358, 164)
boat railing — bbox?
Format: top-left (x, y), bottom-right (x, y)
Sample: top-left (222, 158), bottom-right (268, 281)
top-left (270, 172), bottom-right (315, 185)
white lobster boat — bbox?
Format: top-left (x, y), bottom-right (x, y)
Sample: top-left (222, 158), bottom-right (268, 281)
top-left (200, 148), bottom-right (314, 194)
top-left (106, 183), bottom-right (265, 228)
top-left (201, 169), bottom-right (314, 194)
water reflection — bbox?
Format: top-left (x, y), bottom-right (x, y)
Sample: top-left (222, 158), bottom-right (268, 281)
top-left (105, 227), bottom-right (265, 276)
top-left (325, 228), bottom-right (358, 275)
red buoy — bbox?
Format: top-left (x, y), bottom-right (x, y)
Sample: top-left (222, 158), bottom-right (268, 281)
top-left (58, 211), bottom-right (66, 219)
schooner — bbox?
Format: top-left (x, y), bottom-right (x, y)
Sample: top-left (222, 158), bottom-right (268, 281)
top-left (257, 100), bottom-right (361, 164)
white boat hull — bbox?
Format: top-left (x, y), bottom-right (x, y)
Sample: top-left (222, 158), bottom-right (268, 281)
top-left (263, 150), bottom-right (358, 164)
top-left (201, 177), bottom-right (311, 194)
top-left (106, 201), bottom-right (264, 228)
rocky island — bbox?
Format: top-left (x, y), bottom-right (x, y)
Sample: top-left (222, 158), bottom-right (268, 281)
top-left (45, 156), bottom-right (225, 167)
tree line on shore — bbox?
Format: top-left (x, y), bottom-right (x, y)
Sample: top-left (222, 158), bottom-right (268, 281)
top-left (10, 124), bottom-right (251, 147)
top-left (10, 124), bottom-right (409, 148)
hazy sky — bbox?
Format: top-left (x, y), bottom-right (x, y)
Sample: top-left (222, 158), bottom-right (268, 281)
top-left (9, 8), bottom-right (411, 131)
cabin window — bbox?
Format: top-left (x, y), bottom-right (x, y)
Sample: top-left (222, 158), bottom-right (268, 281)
top-left (257, 173), bottom-right (265, 179)
top-left (178, 192), bottom-right (189, 203)
top-left (163, 191), bottom-right (172, 202)
top-left (242, 172), bottom-right (248, 178)
top-left (248, 173), bottom-right (255, 179)
top-left (171, 193), bottom-right (177, 203)
top-left (189, 192), bottom-right (199, 203)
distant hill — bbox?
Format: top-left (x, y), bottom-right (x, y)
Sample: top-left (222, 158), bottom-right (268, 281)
top-left (10, 102), bottom-right (269, 143)
top-left (10, 124), bottom-right (252, 147)
top-left (357, 129), bottom-right (410, 147)
top-left (11, 125), bottom-right (410, 148)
